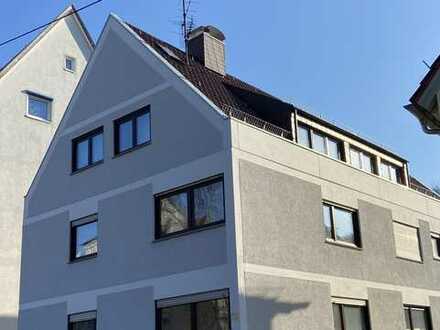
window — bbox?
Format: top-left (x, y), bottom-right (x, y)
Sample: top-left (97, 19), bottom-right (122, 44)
top-left (297, 124), bottom-right (343, 160)
top-left (114, 106), bottom-right (151, 154)
top-left (157, 290), bottom-right (230, 330)
top-left (404, 306), bottom-right (432, 330)
top-left (26, 92), bottom-right (52, 122)
top-left (65, 56), bottom-right (76, 72)
top-left (333, 302), bottom-right (369, 330)
top-left (431, 233), bottom-right (440, 260)
top-left (70, 215), bottom-right (98, 261)
top-left (350, 147), bottom-right (375, 174)
top-left (393, 222), bottom-right (422, 262)
top-left (72, 127), bottom-right (104, 172)
top-left (380, 161), bottom-right (402, 183)
top-left (155, 176), bottom-right (224, 239)
top-left (298, 125), bottom-right (311, 148)
top-left (68, 311), bottom-right (96, 330)
top-left (323, 203), bottom-right (361, 247)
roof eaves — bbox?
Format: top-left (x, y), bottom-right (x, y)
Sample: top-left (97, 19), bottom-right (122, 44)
top-left (410, 54), bottom-right (440, 105)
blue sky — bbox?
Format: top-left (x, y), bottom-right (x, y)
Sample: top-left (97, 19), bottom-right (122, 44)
top-left (1, 0), bottom-right (439, 185)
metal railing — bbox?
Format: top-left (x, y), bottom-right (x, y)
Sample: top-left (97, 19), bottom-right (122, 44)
top-left (222, 104), bottom-right (293, 140)
top-left (410, 183), bottom-right (440, 200)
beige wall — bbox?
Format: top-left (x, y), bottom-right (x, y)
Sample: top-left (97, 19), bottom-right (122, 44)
top-left (0, 15), bottom-right (91, 330)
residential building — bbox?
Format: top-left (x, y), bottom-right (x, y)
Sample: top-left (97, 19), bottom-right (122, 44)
top-left (19, 14), bottom-right (440, 330)
top-left (0, 6), bottom-right (93, 330)
top-left (405, 54), bottom-right (440, 134)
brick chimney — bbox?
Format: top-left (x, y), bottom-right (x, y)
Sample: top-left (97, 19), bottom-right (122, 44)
top-left (187, 26), bottom-right (226, 76)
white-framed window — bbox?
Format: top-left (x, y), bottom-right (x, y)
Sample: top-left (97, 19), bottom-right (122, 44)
top-left (65, 56), bottom-right (76, 72)
top-left (393, 221), bottom-right (422, 262)
top-left (431, 233), bottom-right (440, 260)
top-left (297, 124), bottom-right (343, 160)
top-left (350, 147), bottom-right (374, 174)
top-left (380, 161), bottom-right (401, 183)
top-left (25, 92), bottom-right (52, 122)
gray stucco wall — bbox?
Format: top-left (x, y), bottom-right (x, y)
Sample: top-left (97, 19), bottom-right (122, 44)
top-left (239, 160), bottom-right (440, 291)
top-left (18, 303), bottom-right (67, 330)
top-left (97, 287), bottom-right (155, 330)
top-left (21, 184), bottom-right (227, 303)
top-left (244, 273), bottom-right (333, 330)
top-left (26, 26), bottom-right (224, 217)
top-left (368, 289), bottom-right (405, 330)
top-left (430, 296), bottom-right (440, 330)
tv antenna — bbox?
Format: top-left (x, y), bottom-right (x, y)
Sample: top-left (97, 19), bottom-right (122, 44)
top-left (181, 0), bottom-right (195, 63)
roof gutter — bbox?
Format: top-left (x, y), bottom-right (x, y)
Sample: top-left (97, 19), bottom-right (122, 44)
top-left (404, 103), bottom-right (440, 135)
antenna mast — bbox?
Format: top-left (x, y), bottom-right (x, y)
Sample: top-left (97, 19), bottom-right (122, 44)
top-left (181, 0), bottom-right (193, 63)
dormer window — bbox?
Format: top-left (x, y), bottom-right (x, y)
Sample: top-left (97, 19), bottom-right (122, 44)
top-left (25, 91), bottom-right (52, 122)
top-left (65, 56), bottom-right (76, 72)
top-left (380, 161), bottom-right (401, 183)
top-left (297, 124), bottom-right (343, 160)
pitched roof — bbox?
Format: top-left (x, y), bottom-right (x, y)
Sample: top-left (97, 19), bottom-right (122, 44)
top-left (126, 23), bottom-right (440, 199)
top-left (127, 24), bottom-right (294, 132)
top-left (0, 5), bottom-right (94, 79)
top-left (410, 54), bottom-right (440, 105)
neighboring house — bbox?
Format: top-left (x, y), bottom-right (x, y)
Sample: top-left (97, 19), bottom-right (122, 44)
top-left (405, 54), bottom-right (440, 134)
top-left (18, 13), bottom-right (440, 330)
top-left (0, 6), bottom-right (93, 330)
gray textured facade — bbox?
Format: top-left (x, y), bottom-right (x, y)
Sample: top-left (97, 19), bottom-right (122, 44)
top-left (19, 13), bottom-right (440, 330)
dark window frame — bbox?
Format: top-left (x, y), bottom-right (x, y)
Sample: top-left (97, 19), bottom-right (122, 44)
top-left (297, 123), bottom-right (345, 161)
top-left (114, 106), bottom-right (151, 156)
top-left (154, 175), bottom-right (225, 240)
top-left (332, 302), bottom-right (371, 330)
top-left (155, 290), bottom-right (231, 330)
top-left (70, 215), bottom-right (98, 262)
top-left (71, 126), bottom-right (104, 173)
top-left (404, 305), bottom-right (432, 330)
top-left (323, 202), bottom-right (362, 248)
top-left (432, 234), bottom-right (440, 260)
top-left (68, 310), bottom-right (97, 330)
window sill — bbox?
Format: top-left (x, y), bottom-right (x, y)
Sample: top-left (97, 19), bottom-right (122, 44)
top-left (325, 238), bottom-right (362, 250)
top-left (396, 256), bottom-right (424, 264)
top-left (71, 160), bottom-right (104, 175)
top-left (24, 114), bottom-right (51, 124)
top-left (113, 141), bottom-right (151, 159)
top-left (68, 254), bottom-right (97, 264)
top-left (434, 257), bottom-right (440, 262)
top-left (153, 222), bottom-right (225, 243)
top-left (64, 67), bottom-right (76, 73)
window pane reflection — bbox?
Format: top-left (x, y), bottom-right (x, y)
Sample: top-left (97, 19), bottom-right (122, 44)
top-left (160, 192), bottom-right (188, 235)
top-left (194, 181), bottom-right (224, 226)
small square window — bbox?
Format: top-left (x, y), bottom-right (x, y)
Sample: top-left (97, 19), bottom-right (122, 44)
top-left (114, 106), bottom-right (151, 155)
top-left (70, 215), bottom-right (98, 261)
top-left (65, 56), bottom-right (76, 72)
top-left (322, 202), bottom-right (361, 247)
top-left (68, 311), bottom-right (96, 330)
top-left (72, 127), bottom-right (104, 172)
top-left (26, 93), bottom-right (52, 122)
